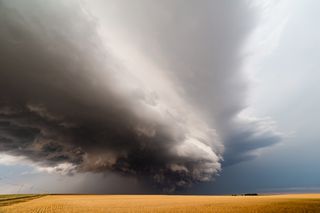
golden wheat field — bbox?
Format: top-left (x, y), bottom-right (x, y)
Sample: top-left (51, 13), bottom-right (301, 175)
top-left (1, 194), bottom-right (320, 213)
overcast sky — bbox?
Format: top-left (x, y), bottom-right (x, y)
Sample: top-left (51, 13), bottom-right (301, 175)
top-left (0, 0), bottom-right (319, 194)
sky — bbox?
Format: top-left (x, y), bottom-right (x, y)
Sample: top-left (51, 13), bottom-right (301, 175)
top-left (0, 0), bottom-right (319, 194)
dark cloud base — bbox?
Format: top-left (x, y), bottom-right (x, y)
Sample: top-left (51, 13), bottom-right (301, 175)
top-left (0, 0), bottom-right (282, 193)
top-left (0, 0), bottom-right (223, 192)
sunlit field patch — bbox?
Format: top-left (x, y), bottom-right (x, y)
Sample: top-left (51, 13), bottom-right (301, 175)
top-left (1, 194), bottom-right (320, 213)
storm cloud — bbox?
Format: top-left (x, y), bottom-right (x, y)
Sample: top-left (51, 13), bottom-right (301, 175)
top-left (0, 0), bottom-right (282, 192)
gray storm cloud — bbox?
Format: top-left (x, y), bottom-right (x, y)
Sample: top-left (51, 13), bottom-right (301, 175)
top-left (0, 0), bottom-right (282, 192)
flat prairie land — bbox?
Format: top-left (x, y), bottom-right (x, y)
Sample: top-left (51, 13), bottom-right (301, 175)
top-left (1, 194), bottom-right (320, 213)
top-left (0, 194), bottom-right (44, 207)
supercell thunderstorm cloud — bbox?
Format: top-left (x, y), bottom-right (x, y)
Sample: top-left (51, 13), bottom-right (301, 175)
top-left (0, 0), bottom-right (282, 192)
